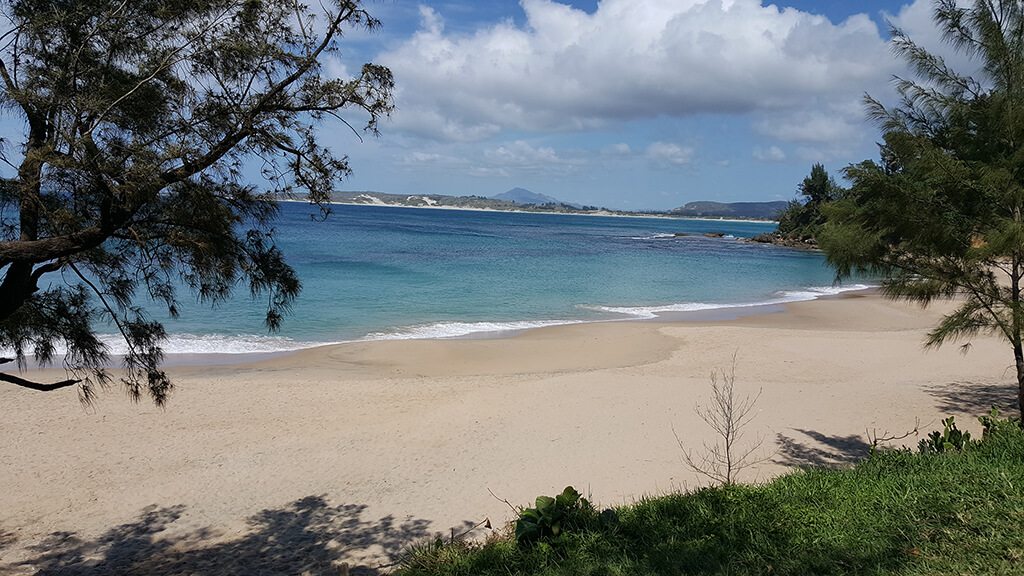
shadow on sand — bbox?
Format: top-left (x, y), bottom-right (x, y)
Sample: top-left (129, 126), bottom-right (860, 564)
top-left (11, 496), bottom-right (461, 576)
top-left (774, 428), bottom-right (871, 468)
top-left (925, 380), bottom-right (1019, 416)
top-left (774, 380), bottom-right (1021, 471)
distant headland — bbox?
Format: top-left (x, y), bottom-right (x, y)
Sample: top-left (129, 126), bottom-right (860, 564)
top-left (286, 188), bottom-right (785, 222)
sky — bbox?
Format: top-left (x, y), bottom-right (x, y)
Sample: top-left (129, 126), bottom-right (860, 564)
top-left (309, 0), bottom-right (983, 211)
top-left (310, 0), bottom-right (981, 211)
top-left (0, 1), bottom-right (975, 212)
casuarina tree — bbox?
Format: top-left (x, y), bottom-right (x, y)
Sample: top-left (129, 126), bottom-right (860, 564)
top-left (776, 163), bottom-right (844, 240)
top-left (0, 0), bottom-right (393, 403)
top-left (820, 0), bottom-right (1024, 420)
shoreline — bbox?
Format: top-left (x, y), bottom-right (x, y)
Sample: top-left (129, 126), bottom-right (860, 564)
top-left (16, 283), bottom-right (871, 369)
top-left (2, 291), bottom-right (1016, 574)
top-left (280, 197), bottom-right (779, 224)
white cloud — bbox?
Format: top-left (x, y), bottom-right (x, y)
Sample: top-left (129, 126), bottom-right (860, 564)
top-left (603, 142), bottom-right (632, 156)
top-left (753, 145), bottom-right (786, 162)
top-left (395, 140), bottom-right (587, 179)
top-left (754, 110), bottom-right (862, 145)
top-left (647, 141), bottom-right (695, 167)
top-left (323, 57), bottom-right (351, 80)
top-left (483, 140), bottom-right (582, 168)
top-left (399, 151), bottom-right (469, 168)
top-left (379, 0), bottom-right (899, 142)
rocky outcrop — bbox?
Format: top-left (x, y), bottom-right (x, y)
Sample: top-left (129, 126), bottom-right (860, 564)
top-left (746, 232), bottom-right (819, 250)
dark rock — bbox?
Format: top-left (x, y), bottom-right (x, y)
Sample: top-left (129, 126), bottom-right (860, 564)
top-left (743, 232), bottom-right (820, 250)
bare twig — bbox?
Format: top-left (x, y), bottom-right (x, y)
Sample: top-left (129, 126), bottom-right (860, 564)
top-left (487, 487), bottom-right (519, 515)
top-left (866, 418), bottom-right (923, 456)
top-left (677, 355), bottom-right (773, 485)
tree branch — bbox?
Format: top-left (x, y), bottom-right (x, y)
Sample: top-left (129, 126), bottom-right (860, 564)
top-left (0, 371), bottom-right (80, 391)
top-left (0, 225), bottom-right (108, 264)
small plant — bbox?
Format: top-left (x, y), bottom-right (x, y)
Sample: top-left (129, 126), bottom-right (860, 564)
top-left (918, 417), bottom-right (972, 453)
top-left (866, 419), bottom-right (920, 458)
top-left (678, 357), bottom-right (771, 485)
top-left (979, 406), bottom-right (1022, 437)
top-left (515, 486), bottom-right (588, 547)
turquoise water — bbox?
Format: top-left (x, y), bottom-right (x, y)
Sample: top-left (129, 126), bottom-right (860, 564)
top-left (115, 203), bottom-right (868, 355)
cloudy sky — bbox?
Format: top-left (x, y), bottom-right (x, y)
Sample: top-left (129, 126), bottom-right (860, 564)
top-left (319, 0), bottom-right (987, 210)
top-left (320, 0), bottom-right (975, 210)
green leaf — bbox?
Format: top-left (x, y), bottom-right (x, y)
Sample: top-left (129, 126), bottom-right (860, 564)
top-left (514, 519), bottom-right (542, 545)
top-left (555, 486), bottom-right (580, 509)
top-left (519, 508), bottom-right (540, 521)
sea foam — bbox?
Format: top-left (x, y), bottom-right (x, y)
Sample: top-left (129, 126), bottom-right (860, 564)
top-left (588, 283), bottom-right (874, 319)
top-left (96, 333), bottom-right (337, 355)
top-left (362, 319), bottom-right (575, 341)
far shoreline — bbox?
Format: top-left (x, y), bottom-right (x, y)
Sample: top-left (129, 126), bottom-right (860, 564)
top-left (278, 197), bottom-right (780, 225)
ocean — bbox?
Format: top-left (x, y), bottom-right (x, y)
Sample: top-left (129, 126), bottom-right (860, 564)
top-left (106, 202), bottom-right (869, 356)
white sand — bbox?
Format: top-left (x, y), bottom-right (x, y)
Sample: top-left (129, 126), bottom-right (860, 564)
top-left (0, 292), bottom-right (1017, 574)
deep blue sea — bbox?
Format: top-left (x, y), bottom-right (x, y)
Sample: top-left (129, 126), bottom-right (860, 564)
top-left (107, 203), bottom-right (869, 355)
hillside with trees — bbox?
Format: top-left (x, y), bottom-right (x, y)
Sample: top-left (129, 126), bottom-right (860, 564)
top-left (668, 201), bottom-right (788, 220)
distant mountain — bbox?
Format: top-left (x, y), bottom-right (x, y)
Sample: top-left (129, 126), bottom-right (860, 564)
top-left (669, 201), bottom-right (788, 220)
top-left (491, 187), bottom-right (579, 207)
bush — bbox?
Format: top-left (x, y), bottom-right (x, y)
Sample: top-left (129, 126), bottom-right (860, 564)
top-left (918, 416), bottom-right (972, 453)
top-left (514, 486), bottom-right (594, 547)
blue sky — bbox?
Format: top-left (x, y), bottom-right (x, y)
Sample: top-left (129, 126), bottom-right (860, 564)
top-left (320, 0), bottom-right (964, 210)
top-left (0, 1), bottom-right (965, 211)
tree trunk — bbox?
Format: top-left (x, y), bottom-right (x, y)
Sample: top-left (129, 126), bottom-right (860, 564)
top-left (0, 262), bottom-right (36, 322)
top-left (1016, 341), bottom-right (1024, 426)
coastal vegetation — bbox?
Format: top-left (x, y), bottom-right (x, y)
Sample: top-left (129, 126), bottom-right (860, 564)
top-left (774, 164), bottom-right (845, 244)
top-left (395, 412), bottom-right (1024, 576)
top-left (818, 0), bottom-right (1024, 420)
top-left (0, 0), bottom-right (392, 402)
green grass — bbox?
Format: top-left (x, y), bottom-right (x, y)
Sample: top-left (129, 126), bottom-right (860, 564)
top-left (393, 426), bottom-right (1024, 576)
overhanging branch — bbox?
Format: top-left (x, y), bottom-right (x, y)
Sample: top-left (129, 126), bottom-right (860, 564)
top-left (0, 370), bottom-right (80, 391)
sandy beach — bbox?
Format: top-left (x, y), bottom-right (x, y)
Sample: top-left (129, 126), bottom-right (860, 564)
top-left (1, 291), bottom-right (1018, 574)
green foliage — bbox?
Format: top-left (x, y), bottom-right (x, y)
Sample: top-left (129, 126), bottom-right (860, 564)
top-left (514, 486), bottom-right (591, 547)
top-left (918, 416), bottom-right (973, 453)
top-left (774, 199), bottom-right (809, 236)
top-left (776, 163), bottom-right (844, 241)
top-left (979, 406), bottom-right (1023, 438)
top-left (799, 163), bottom-right (842, 205)
top-left (0, 0), bottom-right (393, 403)
top-left (818, 0), bottom-right (1024, 418)
top-left (394, 422), bottom-right (1024, 576)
